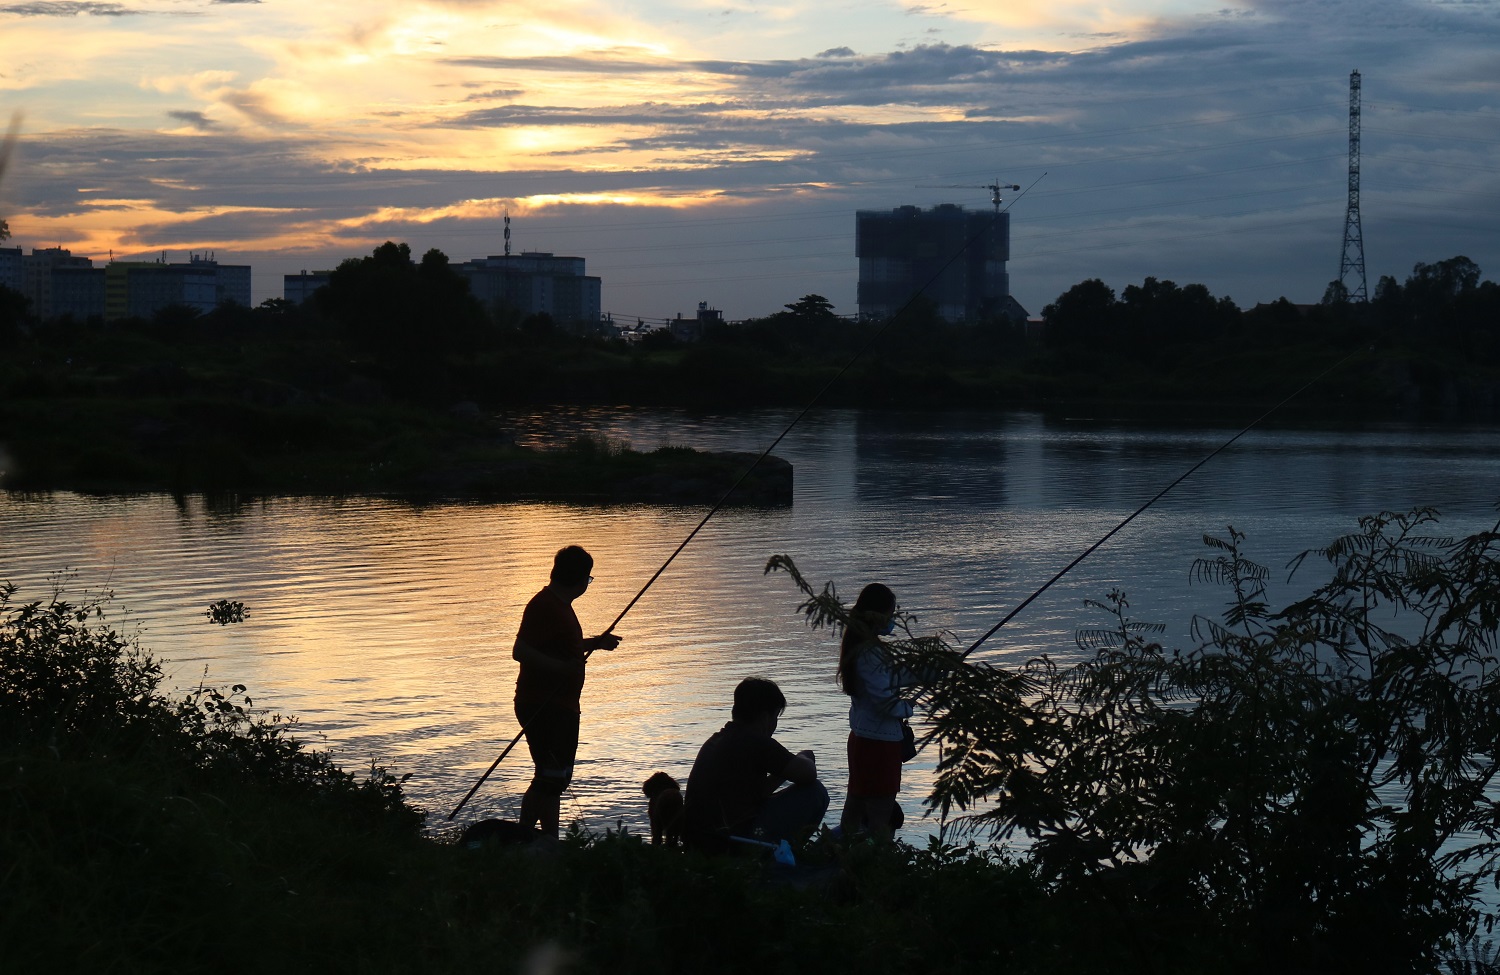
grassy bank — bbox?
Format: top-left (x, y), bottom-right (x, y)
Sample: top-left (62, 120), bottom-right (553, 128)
top-left (0, 584), bottom-right (1064, 975)
top-left (3, 745), bottom-right (1067, 974)
top-left (9, 507), bottom-right (1500, 974)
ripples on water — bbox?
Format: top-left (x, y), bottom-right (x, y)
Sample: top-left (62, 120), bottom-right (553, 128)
top-left (3, 410), bottom-right (1498, 842)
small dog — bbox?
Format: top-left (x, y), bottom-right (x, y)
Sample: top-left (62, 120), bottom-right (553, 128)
top-left (643, 771), bottom-right (684, 847)
top-left (456, 818), bottom-right (542, 848)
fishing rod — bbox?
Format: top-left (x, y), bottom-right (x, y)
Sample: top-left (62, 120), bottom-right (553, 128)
top-left (958, 344), bottom-right (1368, 661)
top-left (446, 174), bottom-right (1046, 821)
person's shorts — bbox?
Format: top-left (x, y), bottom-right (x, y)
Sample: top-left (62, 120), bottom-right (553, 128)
top-left (517, 700), bottom-right (580, 774)
top-left (847, 732), bottom-right (902, 798)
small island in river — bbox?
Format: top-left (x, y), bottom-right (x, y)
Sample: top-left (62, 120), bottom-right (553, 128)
top-left (0, 389), bottom-right (791, 505)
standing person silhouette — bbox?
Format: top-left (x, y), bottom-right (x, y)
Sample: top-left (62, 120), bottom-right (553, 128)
top-left (838, 583), bottom-right (915, 841)
top-left (512, 545), bottom-right (621, 836)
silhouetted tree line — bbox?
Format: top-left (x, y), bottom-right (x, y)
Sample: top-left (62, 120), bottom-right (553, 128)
top-left (1042, 276), bottom-right (1241, 352)
top-left (2, 244), bottom-right (1496, 414)
top-left (1046, 256), bottom-right (1498, 345)
top-left (1369, 256), bottom-right (1500, 358)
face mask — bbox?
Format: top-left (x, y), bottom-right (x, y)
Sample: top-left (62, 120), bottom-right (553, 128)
top-left (880, 618), bottom-right (897, 636)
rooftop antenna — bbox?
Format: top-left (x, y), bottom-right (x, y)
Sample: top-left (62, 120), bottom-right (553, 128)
top-left (504, 212), bottom-right (511, 257)
top-left (1338, 69), bottom-right (1368, 302)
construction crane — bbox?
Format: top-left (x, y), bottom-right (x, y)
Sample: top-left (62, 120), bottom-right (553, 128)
top-left (915, 179), bottom-right (1021, 213)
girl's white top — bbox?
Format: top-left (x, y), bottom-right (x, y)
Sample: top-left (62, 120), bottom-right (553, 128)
top-left (847, 641), bottom-right (915, 741)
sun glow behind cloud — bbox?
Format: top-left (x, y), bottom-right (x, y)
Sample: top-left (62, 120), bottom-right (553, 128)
top-left (343, 189), bottom-right (733, 228)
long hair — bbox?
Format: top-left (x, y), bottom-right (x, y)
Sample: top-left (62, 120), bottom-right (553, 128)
top-left (837, 583), bottom-right (896, 698)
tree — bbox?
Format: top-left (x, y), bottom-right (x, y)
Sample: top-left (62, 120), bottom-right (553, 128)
top-left (315, 241), bottom-right (484, 358)
top-left (1370, 274), bottom-right (1407, 330)
top-left (1404, 257), bottom-right (1486, 338)
top-left (1119, 276), bottom-right (1237, 344)
top-left (774, 507), bottom-right (1500, 970)
top-left (0, 282), bottom-right (29, 343)
top-left (775, 294), bottom-right (840, 323)
top-left (1408, 256), bottom-right (1481, 302)
top-left (936, 512), bottom-right (1499, 968)
top-left (1322, 279), bottom-right (1351, 305)
top-left (0, 218), bottom-right (9, 243)
top-left (1041, 278), bottom-right (1116, 347)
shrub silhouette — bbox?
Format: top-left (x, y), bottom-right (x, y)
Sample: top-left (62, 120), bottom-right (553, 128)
top-left (772, 507), bottom-right (1500, 971)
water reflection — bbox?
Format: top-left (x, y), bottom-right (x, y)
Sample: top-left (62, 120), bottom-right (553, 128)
top-left (2, 410), bottom-right (1498, 843)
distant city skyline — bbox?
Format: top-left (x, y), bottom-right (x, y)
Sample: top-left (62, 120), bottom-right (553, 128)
top-left (1, 0), bottom-right (1496, 319)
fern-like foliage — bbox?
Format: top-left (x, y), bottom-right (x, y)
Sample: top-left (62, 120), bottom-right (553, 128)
top-left (772, 507), bottom-right (1500, 970)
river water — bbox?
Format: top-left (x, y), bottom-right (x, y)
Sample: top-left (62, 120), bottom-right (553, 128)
top-left (2, 409), bottom-right (1497, 843)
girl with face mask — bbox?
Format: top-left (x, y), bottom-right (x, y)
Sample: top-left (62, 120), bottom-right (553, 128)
top-left (836, 582), bottom-right (916, 841)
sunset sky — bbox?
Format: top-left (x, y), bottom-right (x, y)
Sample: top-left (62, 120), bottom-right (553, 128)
top-left (1, 0), bottom-right (1496, 319)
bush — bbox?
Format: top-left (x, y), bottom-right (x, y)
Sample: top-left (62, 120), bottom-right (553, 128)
top-left (0, 582), bottom-right (419, 826)
top-left (772, 507), bottom-right (1500, 971)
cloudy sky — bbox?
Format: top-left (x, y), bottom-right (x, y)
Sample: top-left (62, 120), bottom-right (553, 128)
top-left (1, 0), bottom-right (1496, 319)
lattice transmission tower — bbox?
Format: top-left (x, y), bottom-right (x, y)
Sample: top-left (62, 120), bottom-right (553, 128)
top-left (1338, 69), bottom-right (1368, 302)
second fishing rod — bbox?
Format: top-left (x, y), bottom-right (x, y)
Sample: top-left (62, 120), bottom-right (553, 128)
top-left (878, 344), bottom-right (1371, 770)
top-left (447, 177), bottom-right (1046, 820)
top-left (955, 343), bottom-right (1369, 662)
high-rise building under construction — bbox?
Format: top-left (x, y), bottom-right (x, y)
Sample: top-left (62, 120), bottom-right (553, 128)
top-left (856, 204), bottom-right (1019, 323)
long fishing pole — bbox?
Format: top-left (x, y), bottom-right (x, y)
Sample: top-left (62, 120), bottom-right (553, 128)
top-left (958, 344), bottom-right (1368, 660)
top-left (447, 175), bottom-right (1045, 820)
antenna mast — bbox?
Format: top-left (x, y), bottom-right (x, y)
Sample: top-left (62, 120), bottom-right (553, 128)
top-left (1338, 70), bottom-right (1368, 302)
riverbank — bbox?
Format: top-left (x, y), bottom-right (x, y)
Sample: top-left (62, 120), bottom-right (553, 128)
top-left (0, 392), bottom-right (792, 503)
top-left (6, 577), bottom-right (1491, 975)
top-left (5, 742), bottom-right (1068, 975)
top-left (0, 586), bottom-right (1065, 975)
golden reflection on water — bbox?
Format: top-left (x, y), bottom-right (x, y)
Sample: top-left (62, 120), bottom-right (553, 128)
top-left (5, 412), bottom-right (1500, 841)
top-left (0, 489), bottom-right (919, 835)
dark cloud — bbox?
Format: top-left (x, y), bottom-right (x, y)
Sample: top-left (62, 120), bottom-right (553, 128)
top-left (445, 45), bottom-right (1068, 116)
top-left (0, 1), bottom-right (134, 15)
top-left (442, 54), bottom-right (682, 74)
top-left (817, 47), bottom-right (856, 58)
top-left (166, 110), bottom-right (217, 131)
top-left (462, 88), bottom-right (525, 102)
top-left (221, 90), bottom-right (289, 126)
top-left (448, 102), bottom-right (733, 128)
top-left (128, 208), bottom-right (332, 245)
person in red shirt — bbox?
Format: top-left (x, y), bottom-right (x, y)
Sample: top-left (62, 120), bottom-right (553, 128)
top-left (513, 545), bottom-right (621, 836)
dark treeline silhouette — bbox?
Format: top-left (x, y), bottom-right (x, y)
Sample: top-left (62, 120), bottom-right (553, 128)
top-left (1041, 276), bottom-right (1241, 352)
top-left (2, 243), bottom-right (1498, 418)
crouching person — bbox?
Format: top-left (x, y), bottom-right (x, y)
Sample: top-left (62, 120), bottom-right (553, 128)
top-left (682, 677), bottom-right (830, 854)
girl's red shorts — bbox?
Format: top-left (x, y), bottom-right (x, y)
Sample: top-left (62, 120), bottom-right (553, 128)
top-left (846, 732), bottom-right (902, 798)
